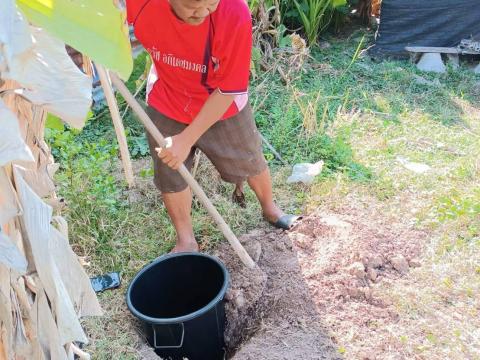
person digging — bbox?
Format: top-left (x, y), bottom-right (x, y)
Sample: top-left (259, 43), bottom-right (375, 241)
top-left (126, 0), bottom-right (300, 252)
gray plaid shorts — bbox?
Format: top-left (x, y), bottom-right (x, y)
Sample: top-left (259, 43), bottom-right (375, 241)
top-left (146, 105), bottom-right (268, 193)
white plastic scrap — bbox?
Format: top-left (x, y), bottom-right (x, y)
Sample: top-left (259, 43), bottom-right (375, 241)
top-left (287, 160), bottom-right (324, 184)
top-left (396, 156), bottom-right (431, 174)
top-left (0, 1), bottom-right (92, 129)
top-left (0, 99), bottom-right (34, 166)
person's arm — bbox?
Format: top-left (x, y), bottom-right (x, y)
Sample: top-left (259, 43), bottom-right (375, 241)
top-left (158, 14), bottom-right (252, 170)
top-left (156, 90), bottom-right (234, 170)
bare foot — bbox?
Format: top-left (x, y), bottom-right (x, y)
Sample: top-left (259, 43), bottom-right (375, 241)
top-left (170, 241), bottom-right (199, 253)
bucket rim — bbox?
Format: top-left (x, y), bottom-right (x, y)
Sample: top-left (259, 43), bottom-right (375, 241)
top-left (126, 252), bottom-right (230, 324)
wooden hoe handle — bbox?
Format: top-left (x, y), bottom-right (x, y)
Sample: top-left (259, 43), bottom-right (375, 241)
top-left (109, 72), bottom-right (255, 269)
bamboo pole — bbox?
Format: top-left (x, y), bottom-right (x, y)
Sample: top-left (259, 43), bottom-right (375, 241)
top-left (109, 72), bottom-right (255, 269)
top-left (96, 64), bottom-right (135, 188)
top-left (120, 78), bottom-right (146, 120)
top-left (191, 149), bottom-right (202, 178)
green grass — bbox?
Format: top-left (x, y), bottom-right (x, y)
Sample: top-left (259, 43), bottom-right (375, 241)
top-left (48, 28), bottom-right (480, 359)
top-left (302, 31), bottom-right (480, 359)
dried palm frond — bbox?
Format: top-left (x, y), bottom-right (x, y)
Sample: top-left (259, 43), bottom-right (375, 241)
top-left (288, 33), bottom-right (310, 72)
top-left (251, 0), bottom-right (282, 67)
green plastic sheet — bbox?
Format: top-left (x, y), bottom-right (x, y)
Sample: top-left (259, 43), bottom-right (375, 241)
top-left (16, 0), bottom-right (133, 79)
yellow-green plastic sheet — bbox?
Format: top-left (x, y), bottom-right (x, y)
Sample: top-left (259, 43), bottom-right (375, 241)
top-left (16, 0), bottom-right (133, 79)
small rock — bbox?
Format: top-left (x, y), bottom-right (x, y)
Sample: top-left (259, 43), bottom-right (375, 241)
top-left (348, 262), bottom-right (366, 279)
top-left (368, 254), bottom-right (384, 269)
top-left (238, 234), bottom-right (251, 244)
top-left (248, 229), bottom-right (265, 238)
top-left (347, 287), bottom-right (364, 299)
top-left (296, 317), bottom-right (308, 330)
top-left (413, 74), bottom-right (441, 87)
top-left (367, 268), bottom-right (378, 282)
top-left (224, 289), bottom-right (234, 302)
top-left (358, 350), bottom-right (375, 360)
top-left (266, 232), bottom-right (278, 241)
top-left (416, 53), bottom-right (446, 73)
top-left (244, 240), bottom-right (262, 262)
top-left (274, 240), bottom-right (287, 251)
top-left (362, 288), bottom-right (373, 301)
top-left (409, 258), bottom-right (421, 268)
top-left (358, 251), bottom-right (369, 267)
top-left (390, 255), bottom-right (409, 274)
top-left (283, 237), bottom-right (293, 250)
top-left (232, 289), bottom-right (246, 308)
top-left (292, 233), bottom-right (310, 249)
top-left (319, 40), bottom-right (331, 49)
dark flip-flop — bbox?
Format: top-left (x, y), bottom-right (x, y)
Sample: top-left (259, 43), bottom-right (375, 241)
top-left (231, 190), bottom-right (247, 208)
top-left (267, 214), bottom-right (303, 230)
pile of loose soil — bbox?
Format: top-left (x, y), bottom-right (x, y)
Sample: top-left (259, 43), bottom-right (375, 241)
top-left (216, 227), bottom-right (341, 360)
top-left (217, 202), bottom-right (426, 359)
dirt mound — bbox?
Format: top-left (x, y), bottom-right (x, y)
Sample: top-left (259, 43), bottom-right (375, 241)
top-left (212, 234), bottom-right (268, 353)
top-left (217, 203), bottom-right (426, 359)
top-left (216, 228), bottom-right (340, 360)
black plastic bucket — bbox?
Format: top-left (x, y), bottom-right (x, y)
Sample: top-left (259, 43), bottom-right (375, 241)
top-left (126, 253), bottom-right (229, 360)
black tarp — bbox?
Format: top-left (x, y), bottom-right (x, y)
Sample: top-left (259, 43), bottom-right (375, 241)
top-left (369, 0), bottom-right (480, 58)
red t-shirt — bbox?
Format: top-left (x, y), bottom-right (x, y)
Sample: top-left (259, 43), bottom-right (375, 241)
top-left (126, 0), bottom-right (252, 124)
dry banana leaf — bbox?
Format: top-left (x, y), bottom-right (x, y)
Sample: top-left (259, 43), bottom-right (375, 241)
top-left (0, 233), bottom-right (27, 274)
top-left (11, 285), bottom-right (35, 359)
top-left (0, 265), bottom-right (13, 360)
top-left (32, 290), bottom-right (69, 360)
top-left (0, 99), bottom-right (34, 167)
top-left (50, 226), bottom-right (102, 318)
top-left (1, 89), bottom-right (57, 199)
top-left (0, 167), bottom-right (21, 227)
top-left (13, 166), bottom-right (87, 345)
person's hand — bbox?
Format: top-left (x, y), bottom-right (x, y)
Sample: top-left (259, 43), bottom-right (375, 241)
top-left (155, 133), bottom-right (193, 170)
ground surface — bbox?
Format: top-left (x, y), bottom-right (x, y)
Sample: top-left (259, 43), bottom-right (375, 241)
top-left (56, 30), bottom-right (480, 359)
top-left (219, 200), bottom-right (426, 359)
top-left (220, 225), bottom-right (341, 360)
